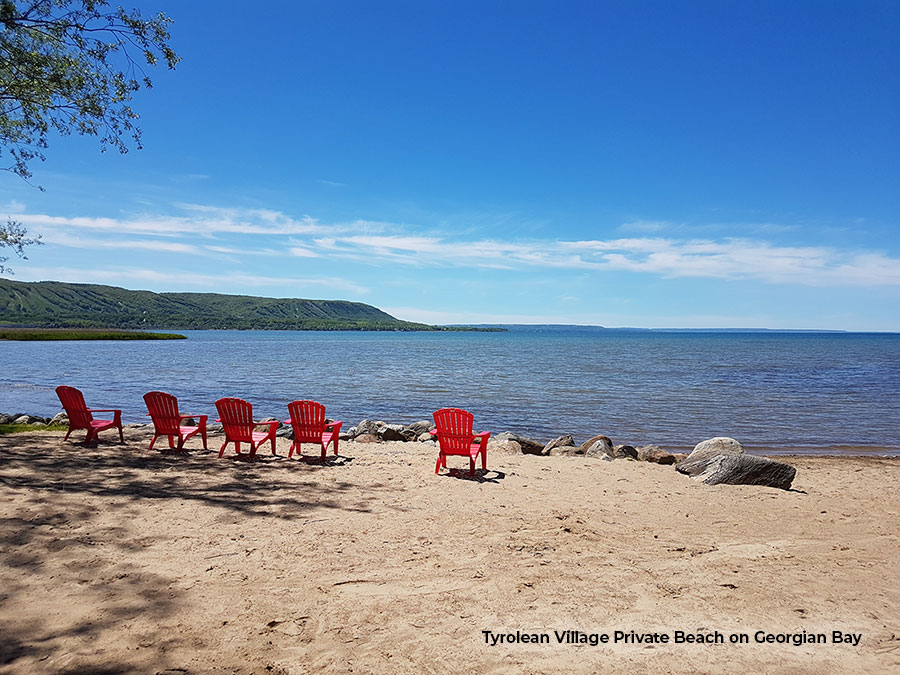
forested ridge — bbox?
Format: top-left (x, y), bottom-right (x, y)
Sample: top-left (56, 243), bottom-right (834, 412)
top-left (0, 279), bottom-right (439, 331)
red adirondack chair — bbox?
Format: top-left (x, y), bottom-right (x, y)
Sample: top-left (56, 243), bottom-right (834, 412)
top-left (284, 400), bottom-right (343, 461)
top-left (143, 391), bottom-right (208, 452)
top-left (55, 385), bottom-right (124, 445)
top-left (431, 407), bottom-right (490, 476)
top-left (214, 397), bottom-right (278, 458)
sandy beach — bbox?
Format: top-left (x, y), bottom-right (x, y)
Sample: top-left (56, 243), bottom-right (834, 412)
top-left (1, 429), bottom-right (898, 674)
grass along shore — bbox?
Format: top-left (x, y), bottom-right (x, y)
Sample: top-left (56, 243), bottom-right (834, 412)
top-left (0, 327), bottom-right (186, 340)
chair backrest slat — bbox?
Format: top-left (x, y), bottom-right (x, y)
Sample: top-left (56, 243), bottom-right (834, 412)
top-left (56, 385), bottom-right (93, 427)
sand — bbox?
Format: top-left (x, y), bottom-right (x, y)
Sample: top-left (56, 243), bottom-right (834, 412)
top-left (1, 428), bottom-right (898, 674)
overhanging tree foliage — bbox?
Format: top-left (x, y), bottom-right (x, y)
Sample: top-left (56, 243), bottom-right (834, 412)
top-left (0, 0), bottom-right (178, 272)
top-left (0, 217), bottom-right (40, 273)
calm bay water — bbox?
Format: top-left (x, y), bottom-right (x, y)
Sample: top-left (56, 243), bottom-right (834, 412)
top-left (2, 328), bottom-right (898, 455)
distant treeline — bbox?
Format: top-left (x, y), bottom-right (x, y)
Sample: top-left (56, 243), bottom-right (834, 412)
top-left (0, 280), bottom-right (505, 332)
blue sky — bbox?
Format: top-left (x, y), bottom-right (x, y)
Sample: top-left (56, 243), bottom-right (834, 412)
top-left (2, 0), bottom-right (899, 329)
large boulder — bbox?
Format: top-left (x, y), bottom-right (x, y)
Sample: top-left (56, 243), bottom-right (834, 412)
top-left (696, 454), bottom-right (797, 490)
top-left (488, 439), bottom-right (523, 455)
top-left (676, 437), bottom-right (745, 476)
top-left (354, 433), bottom-right (380, 444)
top-left (543, 434), bottom-right (576, 456)
top-left (612, 444), bottom-right (638, 460)
top-left (494, 431), bottom-right (545, 455)
top-left (636, 444), bottom-right (677, 465)
top-left (379, 424), bottom-right (406, 442)
top-left (405, 420), bottom-right (434, 436)
top-left (549, 445), bottom-right (585, 457)
top-left (584, 436), bottom-right (614, 459)
top-left (580, 435), bottom-right (613, 454)
top-left (355, 419), bottom-right (379, 437)
top-left (0, 413), bottom-right (12, 424)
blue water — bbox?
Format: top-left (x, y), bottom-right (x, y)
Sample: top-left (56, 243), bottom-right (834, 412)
top-left (2, 328), bottom-right (898, 455)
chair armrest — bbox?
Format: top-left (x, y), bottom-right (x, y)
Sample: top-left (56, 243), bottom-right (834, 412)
top-left (91, 408), bottom-right (122, 424)
top-left (429, 429), bottom-right (438, 436)
top-left (181, 414), bottom-right (207, 425)
top-left (473, 432), bottom-right (491, 444)
top-left (325, 420), bottom-right (343, 432)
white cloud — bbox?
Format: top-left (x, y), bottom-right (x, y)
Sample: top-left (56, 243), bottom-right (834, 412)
top-left (18, 205), bottom-right (335, 238)
top-left (616, 219), bottom-right (673, 233)
top-left (289, 247), bottom-right (318, 258)
top-left (16, 203), bottom-right (900, 287)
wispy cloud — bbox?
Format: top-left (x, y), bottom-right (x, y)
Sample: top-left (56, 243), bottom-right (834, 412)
top-left (16, 203), bottom-right (900, 287)
top-left (617, 219), bottom-right (673, 233)
top-left (310, 234), bottom-right (900, 286)
top-left (18, 205), bottom-right (336, 237)
top-left (2, 199), bottom-right (26, 214)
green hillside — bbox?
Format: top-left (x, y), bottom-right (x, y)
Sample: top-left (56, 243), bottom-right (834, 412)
top-left (0, 279), bottom-right (437, 331)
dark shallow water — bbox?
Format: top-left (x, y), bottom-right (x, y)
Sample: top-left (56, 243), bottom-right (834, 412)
top-left (2, 328), bottom-right (898, 455)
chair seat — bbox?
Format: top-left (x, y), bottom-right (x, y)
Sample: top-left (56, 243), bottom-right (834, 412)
top-left (89, 419), bottom-right (118, 432)
top-left (249, 430), bottom-right (273, 444)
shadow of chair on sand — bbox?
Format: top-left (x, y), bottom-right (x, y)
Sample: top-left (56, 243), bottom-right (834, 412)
top-left (442, 468), bottom-right (505, 484)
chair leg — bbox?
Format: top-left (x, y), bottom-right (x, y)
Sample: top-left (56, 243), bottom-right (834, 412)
top-left (118, 425), bottom-right (124, 444)
top-left (320, 443), bottom-right (327, 462)
top-left (482, 449), bottom-right (487, 471)
top-left (470, 458), bottom-right (476, 476)
top-left (168, 435), bottom-right (175, 449)
top-left (333, 437), bottom-right (339, 456)
top-left (271, 435), bottom-right (277, 455)
top-left (63, 426), bottom-right (73, 442)
top-left (235, 441), bottom-right (241, 455)
top-left (219, 440), bottom-right (228, 458)
top-left (288, 441), bottom-right (296, 458)
top-left (201, 429), bottom-right (208, 450)
top-left (148, 434), bottom-right (158, 451)
top-left (435, 454), bottom-right (442, 474)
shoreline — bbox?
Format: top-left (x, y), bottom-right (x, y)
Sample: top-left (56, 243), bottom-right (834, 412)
top-left (3, 417), bottom-right (899, 457)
